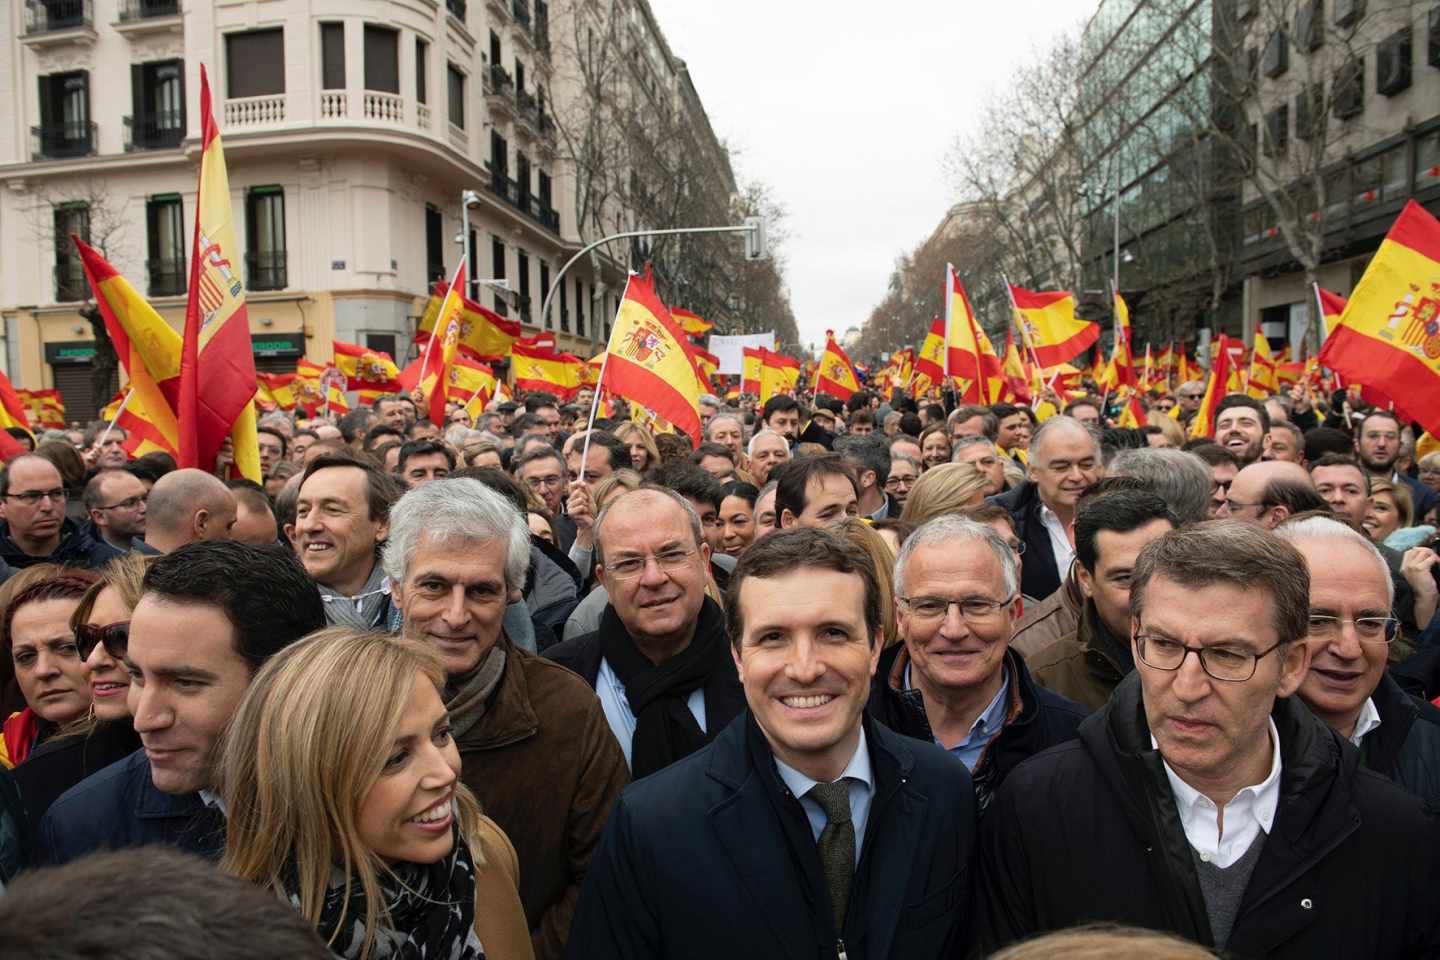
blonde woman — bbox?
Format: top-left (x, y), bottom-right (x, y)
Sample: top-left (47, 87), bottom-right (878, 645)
top-left (219, 628), bottom-right (532, 960)
top-left (613, 422), bottom-right (659, 474)
top-left (899, 462), bottom-right (989, 526)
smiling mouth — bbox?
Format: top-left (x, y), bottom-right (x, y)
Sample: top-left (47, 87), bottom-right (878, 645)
top-left (780, 694), bottom-right (835, 709)
top-left (407, 794), bottom-right (455, 825)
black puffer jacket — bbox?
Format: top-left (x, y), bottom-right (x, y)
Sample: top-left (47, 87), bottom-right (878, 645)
top-left (990, 481), bottom-right (1062, 601)
top-left (978, 673), bottom-right (1440, 958)
top-left (1364, 670), bottom-right (1440, 804)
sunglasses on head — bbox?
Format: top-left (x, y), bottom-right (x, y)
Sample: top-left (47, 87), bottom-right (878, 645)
top-left (75, 622), bottom-right (130, 662)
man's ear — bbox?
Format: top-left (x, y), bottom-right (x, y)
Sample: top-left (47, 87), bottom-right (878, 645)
top-left (1076, 562), bottom-right (1095, 600)
top-left (192, 508), bottom-right (210, 537)
top-left (1276, 638), bottom-right (1313, 699)
top-left (779, 508), bottom-right (796, 529)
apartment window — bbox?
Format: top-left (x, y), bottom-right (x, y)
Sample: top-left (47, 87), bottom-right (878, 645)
top-left (145, 194), bottom-right (186, 297)
top-left (559, 275), bottom-right (569, 332)
top-left (1334, 0), bottom-right (1363, 27)
top-left (490, 31), bottom-right (502, 67)
top-left (129, 60), bottom-right (184, 150)
top-left (516, 153), bottom-right (531, 212)
top-left (425, 203), bottom-right (444, 283)
top-left (1295, 0), bottom-right (1323, 52)
top-left (1295, 83), bottom-right (1323, 140)
top-left (1262, 29), bottom-right (1288, 78)
top-left (1264, 104), bottom-right (1289, 157)
top-left (1430, 5), bottom-right (1440, 68)
top-left (1333, 56), bottom-right (1364, 118)
top-left (517, 250), bottom-right (531, 322)
top-left (226, 29), bottom-right (285, 98)
top-left (491, 238), bottom-right (507, 317)
top-left (538, 171), bottom-right (553, 212)
top-left (246, 186), bottom-right (287, 291)
top-left (36, 71), bottom-right (92, 159)
top-left (53, 202), bottom-right (89, 302)
top-left (467, 229), bottom-right (479, 299)
top-left (447, 64), bottom-right (465, 128)
top-left (1376, 27), bottom-right (1412, 96)
top-left (416, 39), bottom-right (429, 103)
top-left (366, 333), bottom-right (397, 360)
top-left (515, 60), bottom-right (526, 98)
top-left (574, 276), bottom-right (585, 337)
top-left (539, 261), bottom-right (551, 328)
top-left (490, 131), bottom-right (508, 192)
top-left (364, 25), bottom-right (399, 94)
top-left (320, 23), bottom-right (345, 90)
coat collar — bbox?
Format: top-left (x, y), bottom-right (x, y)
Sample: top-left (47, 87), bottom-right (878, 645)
top-left (129, 752), bottom-right (207, 821)
top-left (448, 637), bottom-right (539, 751)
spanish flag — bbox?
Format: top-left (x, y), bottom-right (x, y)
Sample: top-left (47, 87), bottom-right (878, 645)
top-left (1188, 334), bottom-right (1235, 440)
top-left (913, 316), bottom-right (946, 394)
top-left (294, 360), bottom-right (350, 417)
top-left (816, 331), bottom-right (861, 401)
top-left (445, 355), bottom-right (497, 419)
top-left (16, 389), bottom-right (65, 429)
top-left (415, 280), bottom-right (521, 362)
top-left (1175, 342), bottom-right (1202, 385)
top-left (1315, 285), bottom-right (1347, 340)
top-left (99, 390), bottom-right (174, 458)
top-left (693, 346), bottom-right (720, 389)
top-left (74, 237), bottom-right (182, 458)
top-left (414, 260), bottom-right (467, 424)
top-left (1116, 393), bottom-right (1148, 429)
top-left (598, 269), bottom-right (702, 444)
top-left (758, 350), bottom-right (798, 405)
top-left (1247, 331), bottom-right (1278, 398)
top-left (0, 370), bottom-right (31, 462)
top-left (1008, 284), bottom-right (1099, 366)
top-left (178, 66), bottom-right (260, 481)
top-left (741, 347), bottom-right (764, 395)
top-left (1319, 200), bottom-right (1440, 433)
top-left (333, 340), bottom-right (402, 403)
top-left (1110, 291), bottom-right (1137, 389)
top-left (671, 307), bottom-right (713, 339)
top-left (256, 373), bottom-right (297, 413)
top-left (945, 265), bottom-right (1002, 402)
top-left (1000, 328), bottom-right (1033, 404)
top-left (512, 335), bottom-right (584, 399)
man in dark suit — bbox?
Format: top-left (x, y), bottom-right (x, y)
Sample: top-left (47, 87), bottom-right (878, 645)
top-left (566, 528), bottom-right (975, 960)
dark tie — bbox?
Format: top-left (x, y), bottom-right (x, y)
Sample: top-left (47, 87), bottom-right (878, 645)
top-left (808, 780), bottom-right (854, 932)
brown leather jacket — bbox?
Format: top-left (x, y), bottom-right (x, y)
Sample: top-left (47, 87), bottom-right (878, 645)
top-left (1011, 567), bottom-right (1084, 660)
top-left (1023, 599), bottom-right (1133, 712)
top-left (450, 639), bottom-right (628, 960)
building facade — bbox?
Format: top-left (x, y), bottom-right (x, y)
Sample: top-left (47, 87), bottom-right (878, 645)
top-left (0, 0), bottom-right (734, 420)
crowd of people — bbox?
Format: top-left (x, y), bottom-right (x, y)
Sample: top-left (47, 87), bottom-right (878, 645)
top-left (0, 377), bottom-right (1437, 959)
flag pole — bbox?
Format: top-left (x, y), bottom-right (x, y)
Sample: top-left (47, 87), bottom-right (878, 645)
top-left (1001, 273), bottom-right (1058, 404)
top-left (418, 256), bottom-right (467, 396)
top-left (578, 272), bottom-right (635, 474)
top-left (97, 388), bottom-right (134, 450)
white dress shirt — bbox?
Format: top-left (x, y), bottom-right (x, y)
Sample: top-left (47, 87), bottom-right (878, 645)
top-left (773, 727), bottom-right (875, 863)
top-left (1159, 718), bottom-right (1282, 869)
top-left (1039, 503), bottom-right (1075, 577)
top-left (1349, 696), bottom-right (1382, 747)
top-left (595, 657), bottom-right (706, 771)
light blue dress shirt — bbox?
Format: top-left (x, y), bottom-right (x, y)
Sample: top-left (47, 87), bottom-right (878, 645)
top-left (905, 662), bottom-right (1010, 771)
top-left (773, 727), bottom-right (875, 863)
top-left (595, 657), bottom-right (707, 772)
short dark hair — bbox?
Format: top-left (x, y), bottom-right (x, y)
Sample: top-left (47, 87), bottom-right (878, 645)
top-left (1188, 442), bottom-right (1241, 470)
top-left (849, 409), bottom-right (876, 428)
top-left (648, 461), bottom-right (724, 512)
top-left (1360, 409), bottom-right (1404, 437)
top-left (360, 424), bottom-right (402, 453)
top-left (511, 412), bottom-right (543, 435)
top-left (3, 574), bottom-right (96, 654)
top-left (1130, 520), bottom-right (1310, 647)
top-left (833, 434), bottom-right (891, 487)
top-left (1075, 489), bottom-right (1178, 573)
top-left (949, 404), bottom-right (999, 440)
top-left (125, 451), bottom-right (177, 485)
top-left (1309, 452), bottom-right (1368, 491)
top-left (991, 403), bottom-right (1022, 422)
top-left (83, 468), bottom-right (133, 512)
top-left (0, 847), bottom-right (330, 959)
top-left (1304, 426), bottom-right (1353, 462)
top-left (844, 390), bottom-right (875, 413)
top-left (336, 407), bottom-right (375, 444)
top-left (523, 394), bottom-right (560, 413)
top-left (761, 395), bottom-right (800, 423)
top-left (514, 443), bottom-right (564, 475)
top-left (718, 480), bottom-right (760, 508)
top-left (1260, 477), bottom-right (1331, 515)
top-left (225, 478), bottom-right (274, 516)
top-left (255, 425), bottom-right (288, 457)
top-left (726, 527), bottom-right (881, 650)
top-left (691, 442), bottom-right (737, 467)
top-left (921, 402), bottom-right (945, 424)
top-left (582, 430), bottom-right (633, 472)
top-left (143, 541), bottom-right (325, 672)
top-left (397, 439), bottom-right (456, 474)
top-left (299, 453), bottom-right (404, 524)
top-left (1213, 394), bottom-right (1270, 433)
top-left (773, 454), bottom-right (858, 523)
top-left (898, 412), bottom-right (923, 437)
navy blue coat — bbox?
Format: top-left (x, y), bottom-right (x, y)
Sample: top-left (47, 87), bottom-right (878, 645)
top-left (566, 712), bottom-right (976, 960)
top-left (37, 749), bottom-right (225, 865)
top-left (990, 481), bottom-right (1062, 602)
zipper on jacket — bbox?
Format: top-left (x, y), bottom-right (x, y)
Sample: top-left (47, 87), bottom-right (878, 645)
top-left (836, 939), bottom-right (848, 960)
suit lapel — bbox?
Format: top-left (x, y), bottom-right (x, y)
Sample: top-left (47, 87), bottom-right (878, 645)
top-left (854, 724), bottom-right (923, 958)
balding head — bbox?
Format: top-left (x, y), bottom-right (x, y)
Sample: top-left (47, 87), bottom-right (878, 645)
top-left (143, 469), bottom-right (237, 553)
top-left (1225, 460), bottom-right (1323, 529)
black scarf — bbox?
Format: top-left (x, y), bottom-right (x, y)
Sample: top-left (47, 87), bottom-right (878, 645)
top-left (290, 823), bottom-right (484, 960)
top-left (600, 595), bottom-right (744, 778)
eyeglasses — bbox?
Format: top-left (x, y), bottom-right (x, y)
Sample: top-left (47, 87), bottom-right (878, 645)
top-left (5, 487), bottom-right (67, 505)
top-left (1134, 633), bottom-right (1281, 682)
top-left (97, 495), bottom-right (147, 512)
top-left (1008, 540), bottom-right (1027, 556)
top-left (75, 621), bottom-right (130, 662)
top-left (1307, 613), bottom-right (1399, 644)
top-left (899, 595), bottom-right (1014, 625)
top-left (527, 474), bottom-right (566, 489)
top-left (884, 476), bottom-right (917, 489)
top-left (605, 548), bottom-right (698, 580)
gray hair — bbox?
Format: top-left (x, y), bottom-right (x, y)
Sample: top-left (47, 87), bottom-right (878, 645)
top-left (833, 433), bottom-right (891, 485)
top-left (1274, 515), bottom-right (1394, 607)
top-left (952, 434), bottom-right (995, 452)
top-left (699, 395), bottom-right (722, 410)
top-left (592, 485), bottom-right (704, 569)
top-left (1029, 415), bottom-right (1100, 466)
top-left (748, 428), bottom-right (789, 457)
top-left (1106, 448), bottom-right (1213, 525)
top-left (382, 477), bottom-right (530, 592)
top-left (707, 414), bottom-right (743, 440)
top-left (893, 514), bottom-right (1018, 599)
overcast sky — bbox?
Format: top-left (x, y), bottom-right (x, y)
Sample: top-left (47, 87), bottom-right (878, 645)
top-left (647, 0), bottom-right (1095, 353)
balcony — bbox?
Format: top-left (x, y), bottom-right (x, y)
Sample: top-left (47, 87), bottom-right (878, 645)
top-left (31, 122), bottom-right (96, 160)
top-left (363, 91), bottom-right (404, 123)
top-left (123, 110), bottom-right (184, 151)
top-left (246, 250), bottom-right (287, 291)
top-left (114, 0), bottom-right (179, 35)
top-left (486, 166), bottom-right (560, 234)
top-left (514, 89), bottom-right (539, 139)
top-left (485, 65), bottom-right (515, 118)
top-left (146, 258), bottom-right (186, 297)
top-left (224, 94), bottom-right (287, 129)
top-left (54, 263), bottom-right (87, 302)
top-left (23, 0), bottom-right (95, 45)
top-left (445, 0), bottom-right (465, 23)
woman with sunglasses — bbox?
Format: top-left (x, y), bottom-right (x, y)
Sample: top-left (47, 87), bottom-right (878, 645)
top-left (219, 628), bottom-right (532, 960)
top-left (9, 555), bottom-right (149, 846)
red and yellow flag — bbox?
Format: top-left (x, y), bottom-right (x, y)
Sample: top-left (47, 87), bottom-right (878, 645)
top-left (446, 355), bottom-right (497, 419)
top-left (98, 390), bottom-right (172, 458)
top-left (1110, 291), bottom-right (1138, 389)
top-left (414, 280), bottom-right (521, 362)
top-left (671, 307), bottom-right (713, 339)
top-left (599, 270), bottom-right (702, 443)
top-left (333, 340), bottom-right (402, 404)
top-left (913, 316), bottom-right (946, 394)
top-left (1000, 328), bottom-right (1032, 404)
top-left (1008, 285), bottom-right (1099, 366)
top-left (413, 260), bottom-right (467, 424)
top-left (512, 335), bottom-right (584, 399)
top-left (1315, 285), bottom-right (1348, 341)
top-left (1116, 393), bottom-right (1148, 429)
top-left (1175, 343), bottom-right (1202, 385)
top-left (1188, 334), bottom-right (1235, 440)
top-left (945, 265), bottom-right (1002, 402)
top-left (16, 389), bottom-right (65, 429)
top-left (0, 369), bottom-right (32, 461)
top-left (740, 347), bottom-right (764, 395)
top-left (816, 331), bottom-right (861, 401)
top-left (758, 349), bottom-right (800, 405)
top-left (255, 373), bottom-right (297, 413)
top-left (294, 360), bottom-right (350, 417)
top-left (1319, 200), bottom-right (1440, 434)
top-left (178, 65), bottom-right (259, 481)
top-left (1247, 331), bottom-right (1278, 398)
top-left (693, 346), bottom-right (720, 390)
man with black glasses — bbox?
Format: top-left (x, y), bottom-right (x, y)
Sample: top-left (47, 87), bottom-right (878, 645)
top-left (83, 469), bottom-right (149, 552)
top-left (1277, 515), bottom-right (1440, 803)
top-left (978, 521), bottom-right (1440, 958)
top-left (0, 455), bottom-right (122, 570)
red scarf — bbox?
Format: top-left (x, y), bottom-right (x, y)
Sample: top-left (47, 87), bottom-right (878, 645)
top-left (2, 708), bottom-right (41, 766)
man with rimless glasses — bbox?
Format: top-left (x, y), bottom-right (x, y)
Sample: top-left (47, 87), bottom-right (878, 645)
top-left (979, 522), bottom-right (1440, 958)
top-left (1277, 515), bottom-right (1440, 803)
